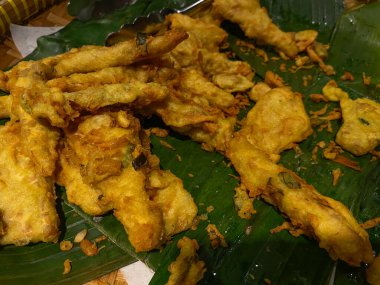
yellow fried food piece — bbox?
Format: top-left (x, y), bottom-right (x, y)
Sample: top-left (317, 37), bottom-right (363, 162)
top-left (64, 82), bottom-right (168, 112)
top-left (213, 0), bottom-right (298, 57)
top-left (58, 111), bottom-right (164, 251)
top-left (58, 152), bottom-right (113, 216)
top-left (240, 87), bottom-right (312, 155)
top-left (165, 13), bottom-right (253, 93)
top-left (0, 95), bottom-right (11, 118)
top-left (0, 122), bottom-right (59, 246)
top-left (0, 70), bottom-right (6, 91)
top-left (178, 69), bottom-right (235, 109)
top-left (52, 29), bottom-right (188, 77)
top-left (264, 169), bottom-right (374, 266)
top-left (367, 254), bottom-right (380, 285)
top-left (200, 51), bottom-right (254, 92)
top-left (10, 60), bottom-right (168, 127)
top-left (323, 81), bottom-right (380, 155)
top-left (167, 237), bottom-right (206, 285)
top-left (46, 66), bottom-right (153, 92)
top-left (167, 13), bottom-right (227, 52)
top-left (58, 111), bottom-right (197, 252)
top-left (148, 169), bottom-right (197, 238)
top-left (227, 132), bottom-right (281, 198)
top-left (100, 166), bottom-right (165, 252)
top-left (337, 97), bottom-right (380, 156)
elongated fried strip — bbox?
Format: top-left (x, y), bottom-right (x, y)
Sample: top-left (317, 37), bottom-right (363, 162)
top-left (0, 95), bottom-right (11, 118)
top-left (0, 122), bottom-right (59, 246)
top-left (149, 169), bottom-right (197, 238)
top-left (213, 0), bottom-right (298, 57)
top-left (11, 60), bottom-right (168, 127)
top-left (100, 166), bottom-right (165, 252)
top-left (53, 29), bottom-right (188, 77)
top-left (46, 66), bottom-right (152, 92)
top-left (64, 82), bottom-right (168, 111)
top-left (179, 69), bottom-right (235, 109)
top-left (264, 169), bottom-right (374, 266)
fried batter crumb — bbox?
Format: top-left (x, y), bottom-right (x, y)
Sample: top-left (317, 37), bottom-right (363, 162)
top-left (63, 259), bottom-right (72, 275)
top-left (74, 229), bottom-right (88, 243)
top-left (245, 225), bottom-right (253, 235)
top-left (94, 235), bottom-right (107, 243)
top-left (362, 72), bottom-right (371, 86)
top-left (188, 173), bottom-right (194, 178)
top-left (176, 154), bottom-right (182, 162)
top-left (340, 71), bottom-right (354, 81)
top-left (159, 140), bottom-right (176, 151)
top-left (265, 71), bottom-right (285, 87)
top-left (167, 237), bottom-right (206, 285)
top-left (60, 240), bottom-right (73, 251)
top-left (150, 127), bottom-right (169, 138)
top-left (264, 278), bottom-right (272, 284)
top-left (323, 142), bottom-right (362, 171)
top-left (332, 168), bottom-right (342, 186)
top-left (271, 222), bottom-right (304, 237)
top-left (234, 185), bottom-right (256, 219)
top-left (310, 94), bottom-right (328, 103)
top-left (206, 206), bottom-right (214, 213)
top-left (206, 224), bottom-right (228, 249)
top-left (361, 217), bottom-right (380, 230)
top-left (80, 239), bottom-right (99, 256)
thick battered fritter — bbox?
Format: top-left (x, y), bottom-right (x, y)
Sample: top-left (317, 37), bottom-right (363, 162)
top-left (0, 121), bottom-right (59, 246)
top-left (323, 81), bottom-right (380, 155)
top-left (264, 168), bottom-right (374, 266)
top-left (58, 111), bottom-right (197, 252)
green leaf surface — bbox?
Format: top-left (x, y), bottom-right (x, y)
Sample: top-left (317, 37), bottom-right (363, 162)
top-left (0, 188), bottom-right (136, 285)
top-left (1, 1), bottom-right (379, 284)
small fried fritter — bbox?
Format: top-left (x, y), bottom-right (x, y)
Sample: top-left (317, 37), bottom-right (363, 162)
top-left (64, 82), bottom-right (168, 112)
top-left (239, 87), bottom-right (312, 156)
top-left (167, 237), bottom-right (206, 285)
top-left (323, 81), bottom-right (380, 155)
top-left (46, 66), bottom-right (153, 92)
top-left (213, 0), bottom-right (298, 57)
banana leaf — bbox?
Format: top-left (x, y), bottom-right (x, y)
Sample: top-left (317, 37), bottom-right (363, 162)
top-left (1, 0), bottom-right (379, 284)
